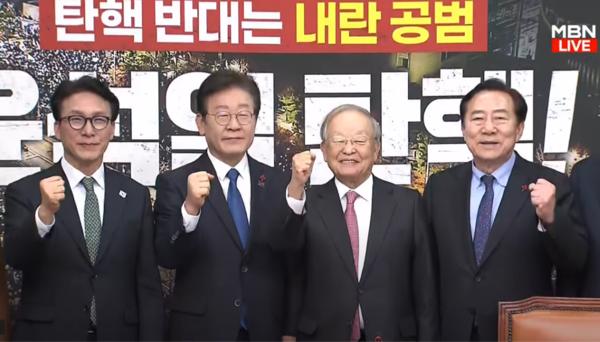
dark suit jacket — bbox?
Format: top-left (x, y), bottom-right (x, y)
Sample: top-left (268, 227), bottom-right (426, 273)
top-left (285, 177), bottom-right (438, 341)
top-left (424, 154), bottom-right (587, 341)
top-left (4, 163), bottom-right (164, 341)
top-left (154, 153), bottom-right (295, 341)
top-left (571, 156), bottom-right (600, 297)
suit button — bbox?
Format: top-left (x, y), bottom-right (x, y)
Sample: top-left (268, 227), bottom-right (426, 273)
top-left (358, 289), bottom-right (364, 295)
top-left (241, 265), bottom-right (248, 273)
top-left (234, 299), bottom-right (241, 307)
top-left (475, 276), bottom-right (482, 283)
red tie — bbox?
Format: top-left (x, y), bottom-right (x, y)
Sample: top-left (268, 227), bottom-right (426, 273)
top-left (345, 191), bottom-right (361, 342)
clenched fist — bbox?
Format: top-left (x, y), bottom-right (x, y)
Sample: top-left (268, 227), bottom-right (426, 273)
top-left (184, 171), bottom-right (215, 215)
top-left (287, 151), bottom-right (316, 200)
top-left (39, 176), bottom-right (65, 224)
top-left (528, 178), bottom-right (556, 225)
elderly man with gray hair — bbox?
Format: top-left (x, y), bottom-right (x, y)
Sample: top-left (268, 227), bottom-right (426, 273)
top-left (284, 104), bottom-right (439, 341)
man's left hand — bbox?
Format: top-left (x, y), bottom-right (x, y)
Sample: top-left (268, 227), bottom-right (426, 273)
top-left (529, 178), bottom-right (556, 226)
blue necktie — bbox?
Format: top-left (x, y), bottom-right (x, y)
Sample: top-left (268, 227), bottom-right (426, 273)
top-left (474, 175), bottom-right (494, 266)
top-left (226, 169), bottom-right (249, 329)
top-left (226, 169), bottom-right (250, 250)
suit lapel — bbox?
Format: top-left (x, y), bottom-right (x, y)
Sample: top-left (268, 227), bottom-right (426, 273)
top-left (455, 164), bottom-right (478, 272)
top-left (53, 164), bottom-right (92, 264)
top-left (361, 178), bottom-right (395, 282)
top-left (95, 167), bottom-right (126, 264)
top-left (480, 155), bottom-right (533, 266)
top-left (201, 154), bottom-right (244, 252)
top-left (246, 157), bottom-right (265, 255)
top-left (315, 180), bottom-right (358, 282)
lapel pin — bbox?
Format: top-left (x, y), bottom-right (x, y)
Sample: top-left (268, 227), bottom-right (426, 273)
top-left (257, 174), bottom-right (266, 188)
top-left (119, 190), bottom-right (127, 198)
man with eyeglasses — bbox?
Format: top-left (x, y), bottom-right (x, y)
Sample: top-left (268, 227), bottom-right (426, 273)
top-left (285, 104), bottom-right (438, 341)
top-left (154, 70), bottom-right (297, 341)
top-left (4, 76), bottom-right (164, 341)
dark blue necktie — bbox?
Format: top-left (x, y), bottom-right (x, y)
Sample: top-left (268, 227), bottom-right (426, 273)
top-left (226, 169), bottom-right (249, 250)
top-left (474, 175), bottom-right (494, 266)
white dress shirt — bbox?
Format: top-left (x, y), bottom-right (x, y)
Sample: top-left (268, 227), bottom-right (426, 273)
top-left (35, 158), bottom-right (105, 238)
top-left (182, 150), bottom-right (252, 233)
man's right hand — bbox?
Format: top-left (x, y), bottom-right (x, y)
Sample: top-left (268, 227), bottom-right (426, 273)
top-left (184, 171), bottom-right (215, 215)
top-left (287, 151), bottom-right (316, 200)
top-left (39, 176), bottom-right (65, 224)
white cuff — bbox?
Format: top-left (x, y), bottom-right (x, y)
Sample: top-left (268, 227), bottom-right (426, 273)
top-left (286, 189), bottom-right (306, 215)
top-left (181, 204), bottom-right (201, 233)
top-left (537, 220), bottom-right (547, 232)
top-left (35, 206), bottom-right (55, 238)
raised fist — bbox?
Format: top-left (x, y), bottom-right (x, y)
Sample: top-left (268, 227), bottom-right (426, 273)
top-left (184, 171), bottom-right (215, 215)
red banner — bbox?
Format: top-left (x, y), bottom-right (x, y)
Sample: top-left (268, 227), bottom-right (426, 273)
top-left (40, 0), bottom-right (487, 53)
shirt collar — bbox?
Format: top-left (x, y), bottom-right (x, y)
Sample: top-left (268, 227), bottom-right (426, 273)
top-left (60, 157), bottom-right (105, 190)
top-left (334, 175), bottom-right (374, 203)
top-left (206, 149), bottom-right (250, 182)
top-left (471, 152), bottom-right (516, 188)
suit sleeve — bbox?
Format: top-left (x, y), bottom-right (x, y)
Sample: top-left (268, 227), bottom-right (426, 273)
top-left (4, 180), bottom-right (45, 270)
top-left (137, 188), bottom-right (165, 340)
top-left (283, 248), bottom-right (304, 337)
top-left (263, 171), bottom-right (302, 252)
top-left (542, 172), bottom-right (588, 275)
top-left (411, 190), bottom-right (440, 341)
top-left (266, 172), bottom-right (305, 336)
top-left (154, 172), bottom-right (198, 269)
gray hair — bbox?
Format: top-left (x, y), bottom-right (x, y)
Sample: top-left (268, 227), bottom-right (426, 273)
top-left (319, 104), bottom-right (381, 145)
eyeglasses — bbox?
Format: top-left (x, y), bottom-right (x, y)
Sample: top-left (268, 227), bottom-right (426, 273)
top-left (58, 115), bottom-right (112, 130)
top-left (207, 110), bottom-right (254, 126)
top-left (327, 135), bottom-right (371, 147)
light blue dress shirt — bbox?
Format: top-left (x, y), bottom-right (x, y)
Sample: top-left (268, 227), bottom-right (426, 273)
top-left (469, 152), bottom-right (516, 239)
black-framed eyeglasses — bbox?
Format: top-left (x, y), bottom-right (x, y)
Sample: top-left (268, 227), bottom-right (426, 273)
top-left (58, 115), bottom-right (112, 130)
top-left (207, 110), bottom-right (254, 126)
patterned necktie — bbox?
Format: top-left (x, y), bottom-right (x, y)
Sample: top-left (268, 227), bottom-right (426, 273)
top-left (81, 177), bottom-right (101, 325)
top-left (226, 169), bottom-right (250, 250)
top-left (344, 190), bottom-right (361, 342)
top-left (473, 175), bottom-right (494, 266)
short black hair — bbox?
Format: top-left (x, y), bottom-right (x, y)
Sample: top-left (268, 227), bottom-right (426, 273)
top-left (459, 78), bottom-right (527, 124)
top-left (196, 70), bottom-right (261, 118)
top-left (50, 76), bottom-right (120, 121)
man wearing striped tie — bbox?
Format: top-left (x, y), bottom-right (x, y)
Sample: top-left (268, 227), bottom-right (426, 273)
top-left (4, 76), bottom-right (164, 341)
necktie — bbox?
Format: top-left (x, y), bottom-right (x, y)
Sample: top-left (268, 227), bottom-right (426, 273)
top-left (473, 175), bottom-right (494, 266)
top-left (344, 191), bottom-right (361, 342)
top-left (226, 169), bottom-right (250, 329)
top-left (226, 169), bottom-right (250, 250)
top-left (82, 177), bottom-right (101, 325)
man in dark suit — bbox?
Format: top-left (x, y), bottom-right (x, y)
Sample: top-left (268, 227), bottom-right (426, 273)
top-left (4, 76), bottom-right (164, 341)
top-left (285, 104), bottom-right (438, 341)
top-left (154, 70), bottom-right (295, 341)
top-left (571, 156), bottom-right (600, 297)
top-left (424, 79), bottom-right (587, 341)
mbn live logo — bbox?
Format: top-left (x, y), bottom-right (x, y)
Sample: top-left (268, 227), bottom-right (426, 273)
top-left (551, 25), bottom-right (598, 53)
